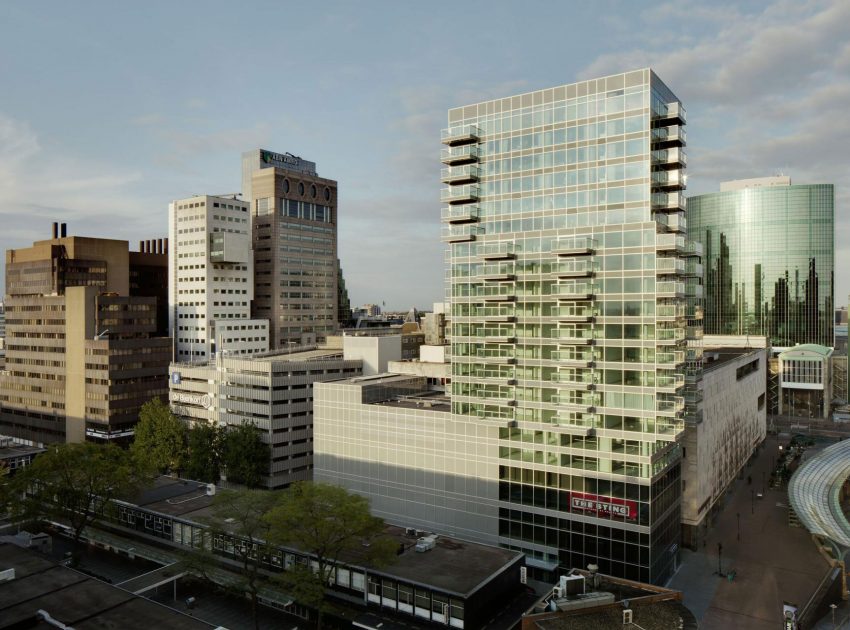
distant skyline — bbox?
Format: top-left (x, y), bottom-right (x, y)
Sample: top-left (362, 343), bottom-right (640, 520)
top-left (0, 1), bottom-right (847, 309)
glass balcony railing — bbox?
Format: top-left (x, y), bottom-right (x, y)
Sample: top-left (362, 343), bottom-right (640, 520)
top-left (656, 257), bottom-right (686, 275)
top-left (552, 371), bottom-right (598, 385)
top-left (651, 169), bottom-right (684, 189)
top-left (477, 263), bottom-right (515, 279)
top-left (551, 350), bottom-right (596, 364)
top-left (553, 236), bottom-right (596, 255)
top-left (651, 147), bottom-right (687, 168)
top-left (475, 347), bottom-right (515, 360)
top-left (656, 304), bottom-right (686, 320)
top-left (657, 397), bottom-right (685, 414)
top-left (656, 234), bottom-right (686, 252)
top-left (652, 125), bottom-right (686, 147)
top-left (476, 241), bottom-right (516, 259)
top-left (441, 165), bottom-right (481, 184)
top-left (475, 306), bottom-right (515, 320)
top-left (441, 184), bottom-right (480, 204)
top-left (555, 412), bottom-right (600, 430)
top-left (441, 144), bottom-right (480, 164)
top-left (554, 260), bottom-right (599, 277)
top-left (654, 101), bottom-right (686, 125)
top-left (441, 205), bottom-right (480, 223)
top-left (656, 373), bottom-right (685, 390)
top-left (552, 282), bottom-right (598, 299)
top-left (656, 350), bottom-right (686, 366)
top-left (555, 305), bottom-right (596, 320)
top-left (656, 281), bottom-right (685, 297)
top-left (555, 327), bottom-right (595, 343)
top-left (476, 284), bottom-right (515, 299)
top-left (652, 191), bottom-right (686, 212)
top-left (656, 328), bottom-right (685, 343)
top-left (552, 394), bottom-right (599, 409)
top-left (441, 224), bottom-right (482, 242)
top-left (441, 124), bottom-right (481, 145)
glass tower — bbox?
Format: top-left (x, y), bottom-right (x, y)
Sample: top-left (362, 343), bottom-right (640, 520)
top-left (687, 182), bottom-right (834, 348)
top-left (442, 69), bottom-right (703, 584)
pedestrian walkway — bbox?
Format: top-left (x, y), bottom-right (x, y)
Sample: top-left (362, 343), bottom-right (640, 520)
top-left (669, 434), bottom-right (830, 630)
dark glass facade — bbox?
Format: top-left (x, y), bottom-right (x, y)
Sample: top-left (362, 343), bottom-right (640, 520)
top-left (687, 184), bottom-right (834, 347)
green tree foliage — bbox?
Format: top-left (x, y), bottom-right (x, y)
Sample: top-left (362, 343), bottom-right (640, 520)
top-left (266, 482), bottom-right (396, 628)
top-left (131, 398), bottom-right (187, 474)
top-left (185, 422), bottom-right (222, 483)
top-left (9, 442), bottom-right (149, 554)
top-left (221, 422), bottom-right (270, 488)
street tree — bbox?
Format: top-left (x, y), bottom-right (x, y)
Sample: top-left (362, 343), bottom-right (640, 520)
top-left (266, 482), bottom-right (396, 628)
top-left (185, 422), bottom-right (221, 483)
top-left (221, 421), bottom-right (269, 488)
top-left (131, 398), bottom-right (187, 474)
top-left (9, 442), bottom-right (149, 558)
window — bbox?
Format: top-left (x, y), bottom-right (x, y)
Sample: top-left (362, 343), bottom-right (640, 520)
top-left (298, 182), bottom-right (305, 195)
top-left (283, 179), bottom-right (290, 193)
top-left (311, 184), bottom-right (317, 198)
top-left (324, 187), bottom-right (331, 201)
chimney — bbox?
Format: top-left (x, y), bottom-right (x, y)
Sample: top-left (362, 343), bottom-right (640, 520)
top-left (60, 223), bottom-right (67, 238)
top-left (139, 240), bottom-right (144, 252)
top-left (52, 222), bottom-right (58, 239)
top-left (157, 238), bottom-right (163, 254)
top-left (145, 240), bottom-right (151, 253)
top-left (163, 238), bottom-right (168, 254)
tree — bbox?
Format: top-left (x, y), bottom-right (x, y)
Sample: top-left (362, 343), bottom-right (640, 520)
top-left (131, 398), bottom-right (187, 474)
top-left (266, 482), bottom-right (396, 629)
top-left (185, 422), bottom-right (221, 483)
top-left (9, 442), bottom-right (149, 558)
top-left (221, 421), bottom-right (270, 488)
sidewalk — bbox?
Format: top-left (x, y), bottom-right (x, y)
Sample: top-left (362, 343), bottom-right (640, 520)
top-left (669, 434), bottom-right (831, 630)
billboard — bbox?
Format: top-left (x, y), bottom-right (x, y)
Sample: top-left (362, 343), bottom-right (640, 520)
top-left (570, 492), bottom-right (637, 520)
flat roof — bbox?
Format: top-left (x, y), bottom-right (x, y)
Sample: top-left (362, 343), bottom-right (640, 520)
top-left (0, 544), bottom-right (211, 629)
top-left (373, 391), bottom-right (452, 413)
top-left (532, 600), bottom-right (693, 630)
top-left (0, 442), bottom-right (44, 460)
top-left (703, 347), bottom-right (763, 372)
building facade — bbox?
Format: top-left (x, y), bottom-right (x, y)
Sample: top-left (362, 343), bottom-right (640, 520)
top-left (1, 231), bottom-right (170, 444)
top-left (168, 195), bottom-right (269, 362)
top-left (442, 69), bottom-right (701, 583)
top-left (680, 347), bottom-right (766, 548)
top-left (777, 344), bottom-right (833, 418)
top-left (169, 349), bottom-right (361, 488)
top-left (686, 179), bottom-right (834, 348)
top-left (243, 149), bottom-right (339, 348)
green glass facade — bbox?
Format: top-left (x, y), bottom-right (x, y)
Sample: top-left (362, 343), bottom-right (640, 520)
top-left (687, 184), bottom-right (834, 348)
top-left (443, 69), bottom-right (702, 584)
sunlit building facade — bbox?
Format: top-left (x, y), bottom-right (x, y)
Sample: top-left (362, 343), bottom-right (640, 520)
top-left (443, 69), bottom-right (703, 583)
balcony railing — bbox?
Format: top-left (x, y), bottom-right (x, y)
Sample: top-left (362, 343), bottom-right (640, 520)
top-left (475, 306), bottom-right (516, 321)
top-left (477, 263), bottom-right (515, 281)
top-left (441, 165), bottom-right (481, 184)
top-left (552, 282), bottom-right (598, 300)
top-left (555, 305), bottom-right (596, 322)
top-left (651, 169), bottom-right (684, 190)
top-left (553, 236), bottom-right (596, 256)
top-left (657, 397), bottom-right (685, 414)
top-left (652, 191), bottom-right (686, 212)
top-left (441, 124), bottom-right (481, 145)
top-left (683, 240), bottom-right (703, 257)
top-left (656, 328), bottom-right (686, 343)
top-left (656, 234), bottom-right (685, 252)
top-left (656, 257), bottom-right (686, 275)
top-left (441, 144), bottom-right (480, 165)
top-left (476, 241), bottom-right (516, 260)
top-left (656, 304), bottom-right (686, 320)
top-left (551, 350), bottom-right (596, 366)
top-left (656, 281), bottom-right (685, 298)
top-left (652, 125), bottom-right (686, 147)
top-left (441, 184), bottom-right (480, 204)
top-left (655, 102), bottom-right (686, 125)
top-left (441, 205), bottom-right (480, 224)
top-left (656, 350), bottom-right (686, 366)
top-left (554, 260), bottom-right (599, 278)
top-left (552, 371), bottom-right (598, 386)
top-left (441, 224), bottom-right (482, 243)
top-left (652, 147), bottom-right (687, 169)
top-left (656, 373), bottom-right (685, 390)
top-left (555, 327), bottom-right (596, 344)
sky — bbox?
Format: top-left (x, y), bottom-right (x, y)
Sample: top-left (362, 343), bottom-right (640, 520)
top-left (0, 0), bottom-right (847, 310)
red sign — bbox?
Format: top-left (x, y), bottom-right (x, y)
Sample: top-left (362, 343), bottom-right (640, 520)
top-left (570, 492), bottom-right (637, 520)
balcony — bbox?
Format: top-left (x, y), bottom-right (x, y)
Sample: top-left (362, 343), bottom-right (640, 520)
top-left (656, 281), bottom-right (686, 298)
top-left (656, 257), bottom-right (686, 276)
top-left (441, 124), bottom-right (481, 146)
top-left (554, 412), bottom-right (599, 436)
top-left (656, 304), bottom-right (685, 321)
top-left (652, 191), bottom-right (686, 212)
top-left (441, 205), bottom-right (480, 224)
top-left (553, 236), bottom-right (596, 256)
top-left (656, 350), bottom-right (686, 366)
top-left (688, 284), bottom-right (704, 299)
top-left (553, 394), bottom-right (598, 413)
top-left (476, 242), bottom-right (516, 260)
top-left (471, 369), bottom-right (516, 385)
top-left (554, 260), bottom-right (598, 278)
top-left (657, 396), bottom-right (685, 415)
top-left (474, 347), bottom-right (516, 364)
top-left (652, 169), bottom-right (684, 191)
top-left (476, 285), bottom-right (516, 302)
top-left (652, 125), bottom-right (686, 148)
top-left (477, 328), bottom-right (517, 343)
top-left (656, 234), bottom-right (685, 253)
top-left (478, 263), bottom-right (515, 282)
top-left (656, 373), bottom-right (685, 392)
top-left (551, 350), bottom-right (596, 367)
top-left (441, 224), bottom-right (482, 243)
top-left (441, 184), bottom-right (480, 205)
top-left (656, 327), bottom-right (685, 344)
top-left (552, 370), bottom-right (598, 388)
top-left (686, 325), bottom-right (703, 341)
top-left (441, 165), bottom-right (481, 185)
top-left (652, 147), bottom-right (687, 170)
top-left (476, 306), bottom-right (516, 322)
top-left (655, 102), bottom-right (686, 126)
top-left (441, 144), bottom-right (480, 165)
top-left (556, 327), bottom-right (596, 345)
top-left (683, 241), bottom-right (703, 257)
top-left (555, 306), bottom-right (595, 323)
top-left (685, 261), bottom-right (703, 277)
top-left (553, 282), bottom-right (597, 300)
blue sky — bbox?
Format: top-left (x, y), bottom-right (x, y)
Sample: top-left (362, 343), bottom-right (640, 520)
top-left (0, 0), bottom-right (847, 309)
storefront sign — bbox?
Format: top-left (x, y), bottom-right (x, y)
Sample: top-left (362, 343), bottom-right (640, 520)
top-left (171, 392), bottom-right (213, 409)
top-left (570, 492), bottom-right (637, 520)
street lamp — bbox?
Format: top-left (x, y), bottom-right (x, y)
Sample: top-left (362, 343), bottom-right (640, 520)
top-left (830, 603), bottom-right (837, 628)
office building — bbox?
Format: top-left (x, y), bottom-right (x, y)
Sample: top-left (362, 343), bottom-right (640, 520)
top-left (242, 149), bottom-right (338, 347)
top-left (687, 178), bottom-right (834, 348)
top-left (440, 69), bottom-right (701, 583)
top-left (1, 228), bottom-right (170, 444)
top-left (169, 348), bottom-right (360, 488)
top-left (168, 194), bottom-right (269, 362)
top-left (680, 345), bottom-right (766, 548)
top-left (777, 344), bottom-right (833, 418)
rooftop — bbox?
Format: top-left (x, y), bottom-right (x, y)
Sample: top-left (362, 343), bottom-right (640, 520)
top-left (703, 346), bottom-right (764, 372)
top-left (372, 391), bottom-right (452, 413)
top-left (0, 543), bottom-right (211, 629)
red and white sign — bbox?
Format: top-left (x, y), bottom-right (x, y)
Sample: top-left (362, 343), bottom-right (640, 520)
top-left (570, 492), bottom-right (637, 520)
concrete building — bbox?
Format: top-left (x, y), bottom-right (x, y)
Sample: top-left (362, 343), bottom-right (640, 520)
top-left (169, 348), bottom-right (360, 488)
top-left (168, 194), bottom-right (269, 362)
top-left (687, 178), bottom-right (834, 348)
top-left (680, 346), bottom-right (767, 548)
top-left (441, 70), bottom-right (701, 583)
top-left (1, 229), bottom-right (171, 444)
top-left (777, 344), bottom-right (833, 418)
top-left (243, 149), bottom-right (338, 348)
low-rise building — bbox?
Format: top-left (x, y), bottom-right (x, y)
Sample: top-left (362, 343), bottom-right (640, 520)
top-left (169, 348), bottom-right (361, 488)
top-left (680, 346), bottom-right (767, 548)
top-left (778, 344), bottom-right (833, 418)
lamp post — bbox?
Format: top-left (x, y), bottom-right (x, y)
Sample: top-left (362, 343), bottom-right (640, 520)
top-left (830, 603), bottom-right (837, 628)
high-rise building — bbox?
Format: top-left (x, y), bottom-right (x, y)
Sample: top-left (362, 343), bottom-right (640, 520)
top-left (242, 149), bottom-right (339, 348)
top-left (686, 178), bottom-right (834, 348)
top-left (0, 227), bottom-right (171, 444)
top-left (168, 195), bottom-right (269, 362)
top-left (442, 69), bottom-right (701, 583)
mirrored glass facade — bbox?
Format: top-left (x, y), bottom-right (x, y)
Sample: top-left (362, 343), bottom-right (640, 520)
top-left (444, 69), bottom-right (702, 584)
top-left (687, 184), bottom-right (834, 348)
